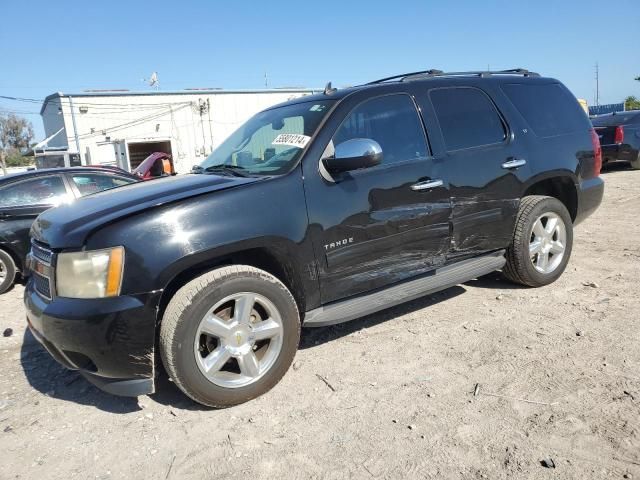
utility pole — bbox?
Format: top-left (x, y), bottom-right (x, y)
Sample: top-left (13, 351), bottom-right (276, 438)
top-left (68, 96), bottom-right (82, 165)
top-left (595, 62), bottom-right (600, 107)
top-left (264, 72), bottom-right (268, 88)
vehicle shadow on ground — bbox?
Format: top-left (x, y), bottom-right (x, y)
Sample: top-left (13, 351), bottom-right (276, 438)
top-left (146, 288), bottom-right (471, 409)
top-left (18, 275), bottom-right (512, 412)
top-left (464, 270), bottom-right (527, 290)
top-left (600, 162), bottom-right (633, 174)
top-left (299, 285), bottom-right (467, 349)
top-left (20, 329), bottom-right (142, 414)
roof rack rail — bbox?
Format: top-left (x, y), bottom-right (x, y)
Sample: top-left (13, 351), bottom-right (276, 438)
top-left (367, 68), bottom-right (540, 84)
top-left (366, 70), bottom-right (444, 85)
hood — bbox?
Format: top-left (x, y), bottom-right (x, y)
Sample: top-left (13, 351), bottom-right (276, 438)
top-left (32, 173), bottom-right (261, 248)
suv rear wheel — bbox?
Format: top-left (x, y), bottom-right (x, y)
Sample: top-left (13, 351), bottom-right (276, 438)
top-left (160, 265), bottom-right (300, 407)
top-left (503, 195), bottom-right (573, 287)
top-left (0, 250), bottom-right (17, 295)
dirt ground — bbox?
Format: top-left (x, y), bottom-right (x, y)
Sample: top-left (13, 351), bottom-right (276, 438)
top-left (1, 164), bottom-right (639, 480)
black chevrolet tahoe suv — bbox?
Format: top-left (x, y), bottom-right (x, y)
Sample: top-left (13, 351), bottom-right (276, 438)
top-left (24, 69), bottom-right (604, 407)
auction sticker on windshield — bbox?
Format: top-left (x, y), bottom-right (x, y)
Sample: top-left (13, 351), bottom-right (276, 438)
top-left (272, 134), bottom-right (311, 148)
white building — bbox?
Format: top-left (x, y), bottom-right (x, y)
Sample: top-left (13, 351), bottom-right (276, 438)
top-left (39, 88), bottom-right (318, 174)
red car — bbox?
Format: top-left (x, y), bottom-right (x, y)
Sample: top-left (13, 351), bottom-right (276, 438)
top-left (132, 152), bottom-right (175, 180)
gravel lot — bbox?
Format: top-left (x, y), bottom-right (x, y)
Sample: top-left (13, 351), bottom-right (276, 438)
top-left (1, 165), bottom-right (639, 480)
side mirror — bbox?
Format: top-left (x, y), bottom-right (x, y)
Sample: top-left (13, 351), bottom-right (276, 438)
top-left (322, 138), bottom-right (382, 174)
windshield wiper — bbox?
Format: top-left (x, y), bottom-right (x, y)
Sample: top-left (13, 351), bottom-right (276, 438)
top-left (203, 165), bottom-right (250, 177)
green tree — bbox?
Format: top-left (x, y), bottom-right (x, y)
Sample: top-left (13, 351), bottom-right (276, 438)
top-left (625, 96), bottom-right (640, 111)
top-left (0, 113), bottom-right (35, 174)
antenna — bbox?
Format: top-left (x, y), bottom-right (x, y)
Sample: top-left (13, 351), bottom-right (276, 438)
top-left (143, 72), bottom-right (159, 90)
top-left (264, 72), bottom-right (268, 88)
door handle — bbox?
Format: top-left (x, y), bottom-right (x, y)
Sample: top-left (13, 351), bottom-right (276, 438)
top-left (0, 212), bottom-right (11, 219)
top-left (411, 179), bottom-right (443, 191)
top-left (501, 158), bottom-right (527, 169)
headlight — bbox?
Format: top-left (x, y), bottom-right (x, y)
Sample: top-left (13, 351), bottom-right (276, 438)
top-left (56, 247), bottom-right (125, 298)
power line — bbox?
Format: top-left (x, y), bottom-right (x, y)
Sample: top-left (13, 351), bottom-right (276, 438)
top-left (76, 104), bottom-right (191, 139)
top-left (0, 94), bottom-right (194, 110)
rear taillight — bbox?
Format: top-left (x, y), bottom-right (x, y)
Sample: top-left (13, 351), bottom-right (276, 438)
top-left (614, 125), bottom-right (624, 144)
top-left (590, 128), bottom-right (602, 176)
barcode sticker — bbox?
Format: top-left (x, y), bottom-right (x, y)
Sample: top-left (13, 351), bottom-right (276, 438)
top-left (272, 133), bottom-right (311, 148)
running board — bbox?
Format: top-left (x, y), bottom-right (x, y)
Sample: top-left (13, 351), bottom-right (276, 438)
top-left (303, 250), bottom-right (506, 327)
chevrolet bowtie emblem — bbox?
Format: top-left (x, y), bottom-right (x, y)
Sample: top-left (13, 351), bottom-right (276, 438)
top-left (236, 332), bottom-right (242, 346)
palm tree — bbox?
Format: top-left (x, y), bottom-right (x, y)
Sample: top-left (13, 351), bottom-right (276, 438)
top-left (625, 96), bottom-right (640, 111)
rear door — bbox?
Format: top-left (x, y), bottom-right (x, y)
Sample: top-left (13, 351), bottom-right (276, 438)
top-left (303, 91), bottom-right (452, 304)
top-left (0, 175), bottom-right (71, 266)
top-left (415, 85), bottom-right (529, 257)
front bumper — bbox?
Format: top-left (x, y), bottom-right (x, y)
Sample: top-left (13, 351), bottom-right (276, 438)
top-left (24, 279), bottom-right (162, 396)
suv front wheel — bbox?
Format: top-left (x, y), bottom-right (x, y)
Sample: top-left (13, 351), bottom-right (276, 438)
top-left (160, 265), bottom-right (300, 407)
top-left (503, 195), bottom-right (574, 287)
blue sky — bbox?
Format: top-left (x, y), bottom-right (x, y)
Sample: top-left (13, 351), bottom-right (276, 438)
top-left (1, 0), bottom-right (639, 139)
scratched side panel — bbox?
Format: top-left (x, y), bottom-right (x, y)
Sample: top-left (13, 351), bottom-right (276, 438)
top-left (310, 173), bottom-right (453, 303)
top-left (449, 179), bottom-right (521, 257)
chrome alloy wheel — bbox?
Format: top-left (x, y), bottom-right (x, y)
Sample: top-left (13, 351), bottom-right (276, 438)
top-left (529, 212), bottom-right (567, 274)
top-left (0, 257), bottom-right (6, 281)
top-left (193, 292), bottom-right (284, 388)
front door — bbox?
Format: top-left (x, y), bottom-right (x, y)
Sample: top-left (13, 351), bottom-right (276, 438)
top-left (0, 175), bottom-right (70, 266)
top-left (303, 92), bottom-right (452, 304)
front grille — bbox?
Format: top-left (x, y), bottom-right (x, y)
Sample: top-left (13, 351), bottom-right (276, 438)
top-left (31, 241), bottom-right (53, 265)
top-left (30, 241), bottom-right (55, 300)
top-left (33, 272), bottom-right (52, 300)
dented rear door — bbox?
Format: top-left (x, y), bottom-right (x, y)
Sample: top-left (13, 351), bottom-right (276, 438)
top-left (415, 85), bottom-right (529, 258)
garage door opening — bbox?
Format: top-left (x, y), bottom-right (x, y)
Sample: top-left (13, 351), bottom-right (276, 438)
top-left (127, 141), bottom-right (173, 171)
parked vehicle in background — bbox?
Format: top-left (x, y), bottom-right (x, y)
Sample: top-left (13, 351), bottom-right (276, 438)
top-left (24, 69), bottom-right (603, 407)
top-left (591, 111), bottom-right (640, 169)
top-left (132, 152), bottom-right (175, 180)
top-left (0, 167), bottom-right (139, 293)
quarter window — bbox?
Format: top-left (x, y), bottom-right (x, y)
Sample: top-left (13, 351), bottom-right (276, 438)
top-left (333, 95), bottom-right (427, 165)
top-left (430, 87), bottom-right (506, 151)
top-left (0, 176), bottom-right (68, 207)
top-left (502, 83), bottom-right (590, 137)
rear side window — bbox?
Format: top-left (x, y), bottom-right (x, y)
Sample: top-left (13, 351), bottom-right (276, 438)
top-left (333, 94), bottom-right (428, 165)
top-left (70, 173), bottom-right (136, 197)
top-left (502, 83), bottom-right (588, 137)
top-left (430, 87), bottom-right (506, 151)
top-left (0, 176), bottom-right (67, 207)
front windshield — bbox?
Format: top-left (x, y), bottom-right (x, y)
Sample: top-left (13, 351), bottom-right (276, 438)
top-left (198, 100), bottom-right (335, 176)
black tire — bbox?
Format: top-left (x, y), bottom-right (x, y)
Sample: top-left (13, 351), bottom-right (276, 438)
top-left (503, 195), bottom-right (573, 287)
top-left (0, 249), bottom-right (17, 295)
top-left (159, 265), bottom-right (300, 408)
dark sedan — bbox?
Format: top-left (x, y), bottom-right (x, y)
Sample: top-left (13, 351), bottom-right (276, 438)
top-left (591, 111), bottom-right (640, 169)
top-left (0, 167), bottom-right (139, 293)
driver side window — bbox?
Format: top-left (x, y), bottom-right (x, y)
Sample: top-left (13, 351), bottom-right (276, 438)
top-left (333, 94), bottom-right (428, 166)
